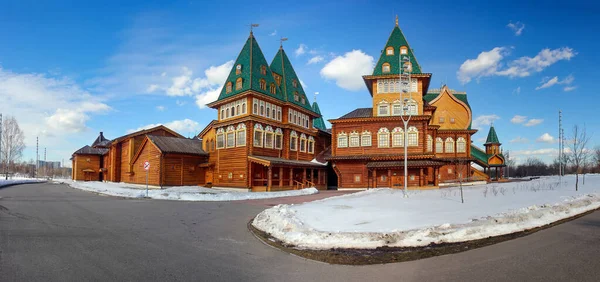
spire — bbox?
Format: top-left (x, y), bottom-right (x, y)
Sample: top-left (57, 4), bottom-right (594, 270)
top-left (485, 125), bottom-right (500, 144)
top-left (216, 32), bottom-right (283, 102)
top-left (270, 47), bottom-right (316, 113)
top-left (312, 102), bottom-right (326, 130)
top-left (372, 22), bottom-right (422, 75)
top-left (395, 15), bottom-right (398, 26)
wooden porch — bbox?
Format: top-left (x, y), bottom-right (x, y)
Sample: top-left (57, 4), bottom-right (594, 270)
top-left (248, 155), bottom-right (328, 192)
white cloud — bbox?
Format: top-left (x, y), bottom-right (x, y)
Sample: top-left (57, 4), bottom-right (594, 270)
top-left (195, 88), bottom-right (221, 109)
top-left (513, 86), bottom-right (521, 95)
top-left (472, 114), bottom-right (500, 129)
top-left (564, 86), bottom-right (577, 92)
top-left (320, 50), bottom-right (374, 91)
top-left (128, 118), bottom-right (202, 135)
top-left (307, 56), bottom-right (324, 65)
top-left (524, 119), bottom-right (543, 127)
top-left (269, 30), bottom-right (277, 36)
top-left (457, 47), bottom-right (576, 84)
top-left (512, 148), bottom-right (558, 157)
top-left (147, 84), bottom-right (160, 93)
top-left (510, 137), bottom-right (529, 143)
top-left (535, 75), bottom-right (574, 90)
top-left (507, 21), bottom-right (525, 36)
top-left (510, 115), bottom-right (527, 124)
top-left (295, 44), bottom-right (307, 57)
top-left (536, 133), bottom-right (556, 143)
top-left (156, 105), bottom-right (165, 111)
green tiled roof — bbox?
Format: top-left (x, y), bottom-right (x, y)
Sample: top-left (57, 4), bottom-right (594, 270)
top-left (471, 144), bottom-right (489, 165)
top-left (312, 102), bottom-right (326, 130)
top-left (270, 47), bottom-right (315, 113)
top-left (217, 32), bottom-right (284, 102)
top-left (485, 126), bottom-right (500, 144)
top-left (372, 24), bottom-right (422, 76)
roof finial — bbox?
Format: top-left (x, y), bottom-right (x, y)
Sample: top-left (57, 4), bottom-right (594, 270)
top-left (314, 91), bottom-right (319, 102)
top-left (395, 15), bottom-right (399, 26)
top-left (280, 37), bottom-right (288, 48)
top-left (249, 23), bottom-right (259, 34)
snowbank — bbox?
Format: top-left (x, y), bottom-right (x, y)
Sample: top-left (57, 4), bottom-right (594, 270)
top-left (0, 178), bottom-right (46, 188)
top-left (252, 175), bottom-right (600, 249)
top-left (56, 179), bottom-right (318, 201)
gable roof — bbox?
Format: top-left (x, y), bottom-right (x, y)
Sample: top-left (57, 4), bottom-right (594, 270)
top-left (112, 125), bottom-right (184, 143)
top-left (91, 132), bottom-right (111, 148)
top-left (337, 108), bottom-right (373, 119)
top-left (485, 126), bottom-right (500, 144)
top-left (311, 102), bottom-right (327, 130)
top-left (424, 87), bottom-right (473, 129)
top-left (216, 32), bottom-right (284, 103)
top-left (73, 145), bottom-right (108, 156)
top-left (270, 47), bottom-right (315, 113)
top-left (373, 22), bottom-right (422, 76)
top-left (147, 135), bottom-right (207, 156)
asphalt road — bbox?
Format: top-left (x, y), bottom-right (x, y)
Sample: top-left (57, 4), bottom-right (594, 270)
top-left (1, 182), bottom-right (599, 282)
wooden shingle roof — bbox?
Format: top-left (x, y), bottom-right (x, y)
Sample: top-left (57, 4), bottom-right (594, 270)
top-left (338, 108), bottom-right (373, 119)
top-left (73, 145), bottom-right (109, 156)
top-left (147, 135), bottom-right (207, 156)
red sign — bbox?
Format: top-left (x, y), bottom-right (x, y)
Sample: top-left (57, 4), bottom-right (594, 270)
top-left (143, 161), bottom-right (150, 171)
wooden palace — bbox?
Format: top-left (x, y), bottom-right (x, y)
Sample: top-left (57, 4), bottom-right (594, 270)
top-left (327, 19), bottom-right (505, 189)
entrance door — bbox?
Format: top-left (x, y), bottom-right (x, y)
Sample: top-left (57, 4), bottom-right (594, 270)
top-left (391, 175), bottom-right (403, 188)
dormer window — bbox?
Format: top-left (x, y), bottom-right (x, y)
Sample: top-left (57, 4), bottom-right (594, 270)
top-left (292, 79), bottom-right (298, 88)
top-left (294, 92), bottom-right (299, 101)
top-left (382, 63), bottom-right (391, 73)
top-left (439, 117), bottom-right (445, 123)
top-left (400, 46), bottom-right (408, 55)
top-left (274, 75), bottom-right (281, 86)
top-left (259, 79), bottom-right (266, 91)
top-left (301, 97), bottom-right (305, 104)
top-left (236, 64), bottom-right (242, 75)
top-left (386, 47), bottom-right (394, 55)
top-left (226, 82), bottom-right (232, 93)
top-left (269, 83), bottom-right (276, 94)
top-left (260, 65), bottom-right (267, 75)
top-left (235, 78), bottom-right (243, 90)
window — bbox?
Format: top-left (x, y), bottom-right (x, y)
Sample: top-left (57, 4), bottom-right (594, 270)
top-left (407, 126), bottom-right (418, 146)
top-left (361, 131), bottom-right (372, 146)
top-left (270, 83), bottom-right (276, 94)
top-left (400, 46), bottom-right (408, 55)
top-left (236, 124), bottom-right (246, 146)
top-left (236, 64), bottom-right (242, 75)
top-left (439, 117), bottom-right (445, 123)
top-left (378, 101), bottom-right (389, 116)
top-left (236, 105), bottom-right (240, 116)
top-left (427, 135), bottom-right (433, 152)
top-left (450, 117), bottom-right (456, 124)
top-left (290, 131), bottom-right (298, 151)
top-left (253, 100), bottom-right (258, 114)
top-left (274, 75), bottom-right (281, 86)
top-left (294, 92), bottom-right (299, 101)
top-left (405, 99), bottom-right (418, 115)
top-left (253, 124), bottom-right (264, 147)
top-left (349, 131), bottom-right (360, 147)
top-left (448, 168), bottom-right (453, 174)
top-left (381, 175), bottom-right (387, 182)
top-left (226, 82), bottom-right (232, 93)
top-left (436, 137), bottom-right (443, 153)
top-left (220, 109), bottom-right (224, 120)
top-left (260, 101), bottom-right (264, 116)
top-left (445, 137), bottom-right (455, 153)
top-left (275, 128), bottom-right (283, 150)
top-left (264, 126), bottom-right (274, 148)
top-left (308, 136), bottom-right (315, 154)
top-left (216, 128), bottom-right (225, 149)
top-left (392, 102), bottom-right (402, 116)
top-left (226, 108), bottom-right (230, 119)
top-left (392, 127), bottom-right (404, 147)
top-left (259, 79), bottom-right (266, 91)
top-left (226, 126), bottom-right (235, 148)
top-left (354, 175), bottom-right (361, 183)
top-left (272, 109), bottom-right (276, 119)
top-left (300, 134), bottom-right (307, 152)
top-left (277, 109), bottom-right (281, 121)
top-left (301, 97), bottom-right (305, 104)
top-left (386, 47), bottom-right (394, 55)
top-left (292, 80), bottom-right (298, 88)
top-left (457, 137), bottom-right (466, 153)
top-left (266, 104), bottom-right (271, 118)
top-left (411, 78), bottom-right (418, 92)
top-left (235, 77), bottom-right (243, 90)
top-left (260, 65), bottom-right (267, 75)
top-left (337, 132), bottom-right (348, 148)
top-left (378, 128), bottom-right (390, 148)
top-left (382, 63), bottom-right (390, 73)
top-left (242, 103), bottom-right (246, 114)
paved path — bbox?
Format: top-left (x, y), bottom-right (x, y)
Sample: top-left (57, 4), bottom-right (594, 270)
top-left (1, 182), bottom-right (599, 281)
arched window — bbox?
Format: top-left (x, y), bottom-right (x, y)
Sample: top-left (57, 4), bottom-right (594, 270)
top-left (300, 133), bottom-right (307, 152)
top-left (392, 127), bottom-right (404, 147)
top-left (382, 63), bottom-right (391, 73)
top-left (242, 102), bottom-right (247, 114)
top-left (392, 100), bottom-right (402, 116)
top-left (427, 135), bottom-right (433, 152)
top-left (349, 131), bottom-right (360, 147)
top-left (457, 137), bottom-right (466, 153)
top-left (260, 103), bottom-right (264, 116)
top-left (266, 103), bottom-right (271, 118)
top-left (275, 128), bottom-right (283, 150)
top-left (378, 100), bottom-right (389, 116)
top-left (264, 126), bottom-right (274, 148)
top-left (226, 82), bottom-right (232, 93)
top-left (253, 100), bottom-right (258, 114)
top-left (445, 137), bottom-right (455, 153)
top-left (226, 126), bottom-right (236, 148)
top-left (436, 137), bottom-right (443, 153)
top-left (383, 80), bottom-right (389, 93)
top-left (236, 123), bottom-right (246, 147)
top-left (294, 91), bottom-right (299, 101)
top-left (220, 109), bottom-right (224, 120)
top-left (400, 46), bottom-right (408, 55)
top-left (272, 108), bottom-right (276, 119)
top-left (253, 124), bottom-right (264, 147)
top-left (292, 79), bottom-right (298, 88)
top-left (270, 83), bottom-right (276, 94)
top-left (216, 128), bottom-right (225, 149)
top-left (260, 65), bottom-right (267, 75)
top-left (407, 126), bottom-right (418, 146)
top-left (259, 79), bottom-right (266, 91)
top-left (337, 132), bottom-right (348, 148)
top-left (377, 81), bottom-right (383, 93)
top-left (378, 128), bottom-right (390, 148)
top-left (290, 131), bottom-right (298, 151)
top-left (226, 108), bottom-right (230, 119)
top-left (308, 136), bottom-right (315, 154)
top-left (235, 77), bottom-right (243, 90)
top-left (407, 99), bottom-right (418, 115)
top-left (277, 108), bottom-right (281, 121)
top-left (361, 130), bottom-right (372, 146)
top-left (386, 46), bottom-right (394, 55)
top-left (236, 105), bottom-right (240, 116)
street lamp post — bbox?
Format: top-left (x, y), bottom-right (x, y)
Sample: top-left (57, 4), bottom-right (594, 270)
top-left (400, 55), bottom-right (412, 196)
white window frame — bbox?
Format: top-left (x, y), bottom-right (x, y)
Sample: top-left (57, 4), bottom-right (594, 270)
top-left (427, 135), bottom-right (433, 152)
top-left (337, 132), bottom-right (348, 148)
top-left (216, 128), bottom-right (225, 149)
top-left (299, 134), bottom-right (307, 152)
top-left (275, 128), bottom-right (283, 150)
top-left (407, 126), bottom-right (418, 146)
top-left (290, 131), bottom-right (298, 151)
top-left (445, 137), bottom-right (455, 153)
top-left (457, 137), bottom-right (466, 153)
top-left (377, 128), bottom-right (390, 148)
top-left (436, 137), bottom-right (443, 153)
top-left (236, 124), bottom-right (246, 147)
top-left (392, 127), bottom-right (404, 147)
top-left (253, 124), bottom-right (264, 147)
top-left (361, 131), bottom-right (372, 146)
top-left (349, 131), bottom-right (360, 147)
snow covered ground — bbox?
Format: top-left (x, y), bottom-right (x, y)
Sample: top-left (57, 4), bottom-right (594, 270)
top-left (253, 175), bottom-right (600, 249)
top-left (0, 178), bottom-right (46, 187)
top-left (55, 179), bottom-right (318, 201)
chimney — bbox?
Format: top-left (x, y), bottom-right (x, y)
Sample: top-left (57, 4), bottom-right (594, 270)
top-left (100, 132), bottom-right (104, 140)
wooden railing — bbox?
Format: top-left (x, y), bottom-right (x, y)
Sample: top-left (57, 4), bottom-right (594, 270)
top-left (293, 180), bottom-right (304, 190)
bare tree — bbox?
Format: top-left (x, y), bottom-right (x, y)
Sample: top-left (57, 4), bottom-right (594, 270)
top-left (569, 125), bottom-right (591, 191)
top-left (593, 146), bottom-right (600, 173)
top-left (1, 116), bottom-right (26, 180)
top-left (452, 158), bottom-right (470, 203)
top-left (504, 150), bottom-right (516, 178)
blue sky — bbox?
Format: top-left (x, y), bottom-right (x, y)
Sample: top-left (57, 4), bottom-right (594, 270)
top-left (1, 0), bottom-right (598, 166)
